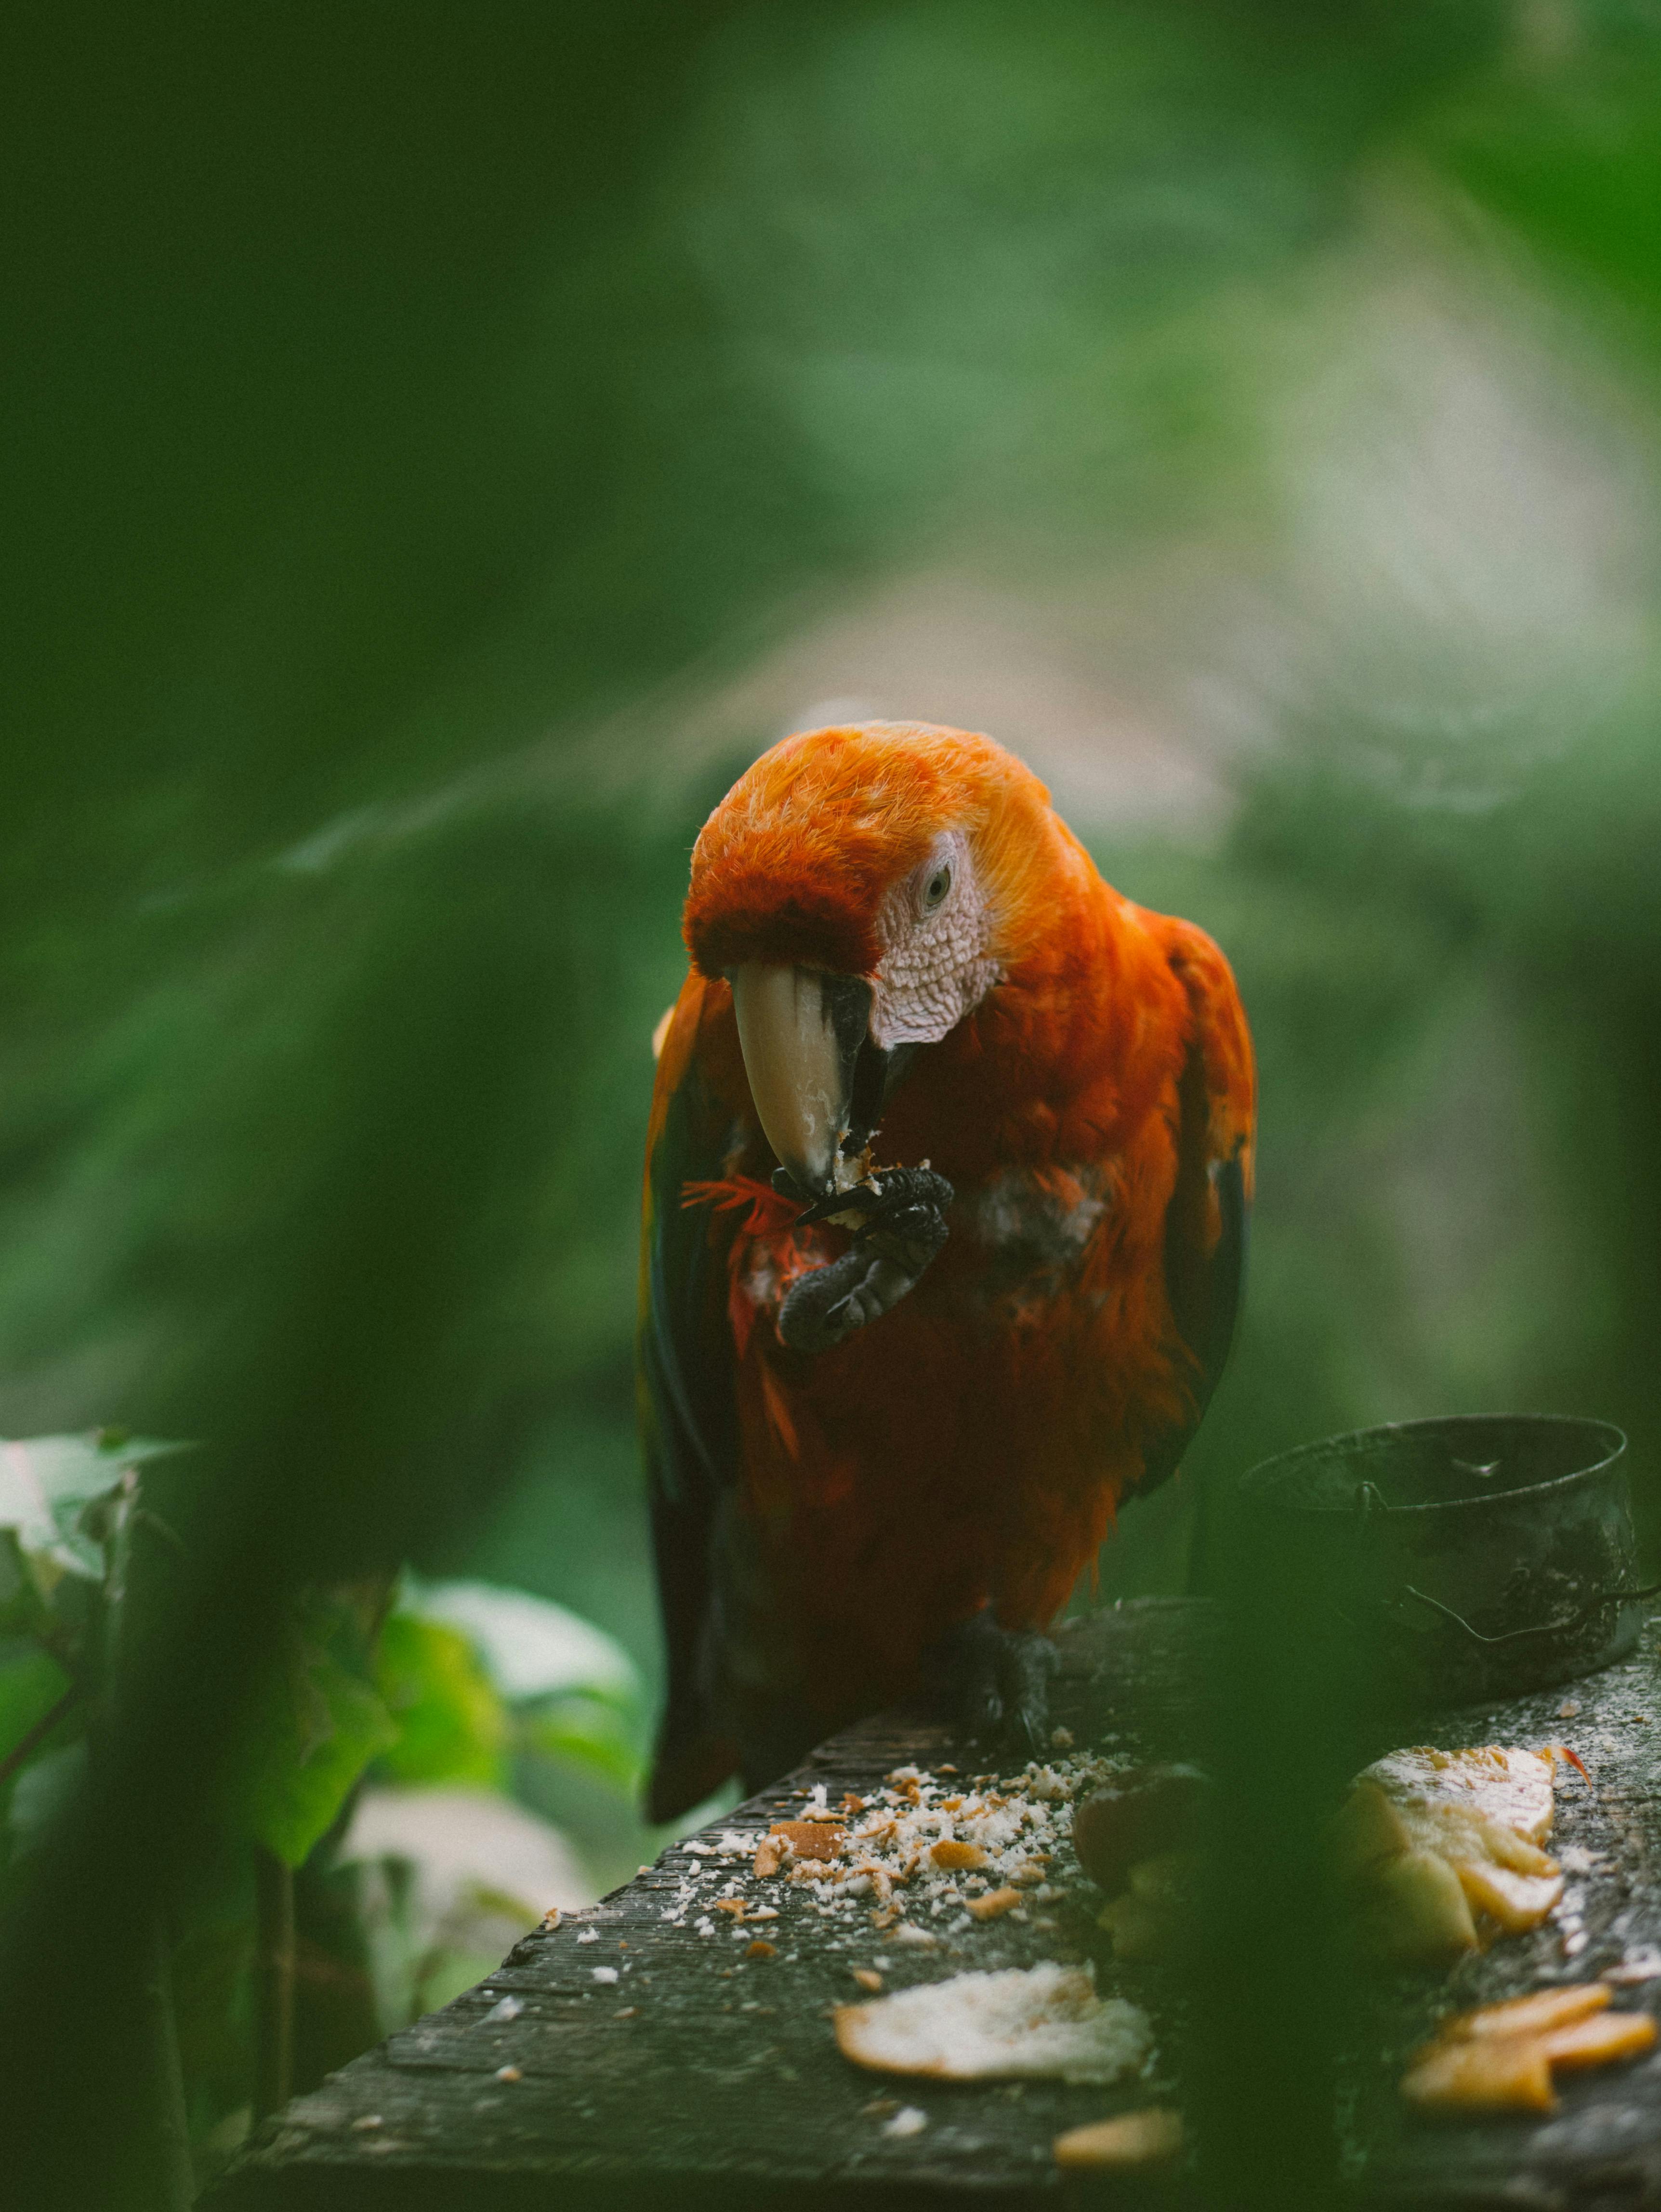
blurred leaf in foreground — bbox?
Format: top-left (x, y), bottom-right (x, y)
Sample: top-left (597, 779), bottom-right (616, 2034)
top-left (406, 1576), bottom-right (639, 1703)
top-left (221, 1591), bottom-right (398, 1871)
top-left (374, 1612), bottom-right (507, 1792)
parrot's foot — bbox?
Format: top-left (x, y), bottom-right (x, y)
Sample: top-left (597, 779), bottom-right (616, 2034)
top-left (927, 1607), bottom-right (1060, 1763)
top-left (777, 1166), bottom-right (952, 1355)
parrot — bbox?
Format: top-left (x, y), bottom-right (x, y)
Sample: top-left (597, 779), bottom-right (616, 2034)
top-left (639, 720), bottom-right (1254, 1822)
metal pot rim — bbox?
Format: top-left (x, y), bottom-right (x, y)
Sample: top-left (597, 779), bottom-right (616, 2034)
top-left (1236, 1411), bottom-right (1628, 1521)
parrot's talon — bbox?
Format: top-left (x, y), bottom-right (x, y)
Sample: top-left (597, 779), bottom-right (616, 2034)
top-left (778, 1167), bottom-right (953, 1353)
top-left (925, 1607), bottom-right (1058, 1763)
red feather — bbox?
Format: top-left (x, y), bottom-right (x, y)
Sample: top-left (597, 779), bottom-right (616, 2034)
top-left (642, 722), bottom-right (1254, 1795)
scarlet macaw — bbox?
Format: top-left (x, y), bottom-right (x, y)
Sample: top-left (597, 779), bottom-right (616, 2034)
top-left (640, 722), bottom-right (1253, 1820)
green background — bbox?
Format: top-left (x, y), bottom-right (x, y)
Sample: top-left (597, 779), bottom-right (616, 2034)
top-left (9, 0), bottom-right (1661, 2196)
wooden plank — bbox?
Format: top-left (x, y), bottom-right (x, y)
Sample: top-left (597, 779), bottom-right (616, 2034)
top-left (210, 1598), bottom-right (1661, 2209)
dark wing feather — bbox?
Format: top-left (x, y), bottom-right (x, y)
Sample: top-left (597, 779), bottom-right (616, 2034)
top-left (1138, 933), bottom-right (1254, 1498)
top-left (638, 985), bottom-right (743, 1823)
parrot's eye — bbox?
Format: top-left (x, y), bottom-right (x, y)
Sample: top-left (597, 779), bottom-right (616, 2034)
top-left (923, 864), bottom-right (952, 911)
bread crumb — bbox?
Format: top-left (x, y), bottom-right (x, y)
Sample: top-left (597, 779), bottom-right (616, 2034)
top-left (495, 2066), bottom-right (523, 2084)
top-left (746, 1939), bottom-right (778, 1961)
top-left (771, 1820), bottom-right (847, 1860)
top-left (852, 1968), bottom-right (884, 1993)
top-left (753, 1837), bottom-right (783, 1879)
top-left (1604, 1947), bottom-right (1661, 1984)
top-left (966, 1886), bottom-right (1023, 1922)
top-left (540, 1907), bottom-right (561, 1930)
top-left (1054, 2107), bottom-right (1181, 2168)
top-left (930, 1839), bottom-right (987, 1872)
top-left (882, 2106), bottom-right (928, 2139)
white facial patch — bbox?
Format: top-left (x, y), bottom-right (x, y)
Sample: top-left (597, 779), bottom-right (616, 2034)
top-left (869, 830), bottom-right (1000, 1049)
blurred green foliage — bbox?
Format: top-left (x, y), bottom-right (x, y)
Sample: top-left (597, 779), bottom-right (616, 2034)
top-left (9, 0), bottom-right (1661, 2200)
top-left (0, 1429), bottom-right (645, 2185)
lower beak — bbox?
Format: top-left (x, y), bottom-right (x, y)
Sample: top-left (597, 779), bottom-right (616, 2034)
top-left (730, 963), bottom-right (875, 1200)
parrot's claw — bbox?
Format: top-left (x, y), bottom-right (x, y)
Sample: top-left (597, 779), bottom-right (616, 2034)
top-left (927, 1607), bottom-right (1060, 1763)
top-left (778, 1167), bottom-right (952, 1354)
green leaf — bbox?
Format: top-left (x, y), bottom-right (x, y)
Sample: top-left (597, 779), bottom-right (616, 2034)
top-left (9, 1741), bottom-right (89, 1856)
top-left (402, 1577), bottom-right (638, 1704)
top-left (224, 1623), bottom-right (398, 1870)
top-left (0, 1645), bottom-right (76, 1764)
top-left (373, 1613), bottom-right (507, 1790)
top-left (517, 1691), bottom-right (641, 1794)
top-left (0, 1430), bottom-right (187, 1592)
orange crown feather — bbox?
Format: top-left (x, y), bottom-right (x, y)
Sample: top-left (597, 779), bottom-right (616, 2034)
top-left (683, 720), bottom-right (1060, 978)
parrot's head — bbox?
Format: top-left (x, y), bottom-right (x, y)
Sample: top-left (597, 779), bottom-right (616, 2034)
top-left (683, 720), bottom-right (1065, 1200)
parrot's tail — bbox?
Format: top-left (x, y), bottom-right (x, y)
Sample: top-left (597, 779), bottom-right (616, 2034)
top-left (644, 1719), bottom-right (739, 1828)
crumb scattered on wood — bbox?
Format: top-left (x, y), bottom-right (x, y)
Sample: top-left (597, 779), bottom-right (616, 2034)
top-left (966, 1886), bottom-right (1023, 1922)
top-left (1053, 2107), bottom-right (1183, 2168)
top-left (882, 2106), bottom-right (928, 2138)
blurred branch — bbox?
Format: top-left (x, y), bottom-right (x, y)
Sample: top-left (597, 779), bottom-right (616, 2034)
top-left (254, 1848), bottom-right (297, 2119)
top-left (136, 1912), bottom-right (193, 2212)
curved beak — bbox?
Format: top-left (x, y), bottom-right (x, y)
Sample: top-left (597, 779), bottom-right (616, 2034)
top-left (729, 963), bottom-right (876, 1200)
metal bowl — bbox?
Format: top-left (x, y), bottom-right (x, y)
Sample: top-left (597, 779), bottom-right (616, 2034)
top-left (1196, 1414), bottom-right (1647, 1706)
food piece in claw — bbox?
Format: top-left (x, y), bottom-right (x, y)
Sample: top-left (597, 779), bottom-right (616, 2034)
top-left (1334, 1746), bottom-right (1562, 1964)
top-left (777, 1166), bottom-right (954, 1355)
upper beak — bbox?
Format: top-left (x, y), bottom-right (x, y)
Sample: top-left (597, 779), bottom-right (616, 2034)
top-left (730, 963), bottom-right (875, 1200)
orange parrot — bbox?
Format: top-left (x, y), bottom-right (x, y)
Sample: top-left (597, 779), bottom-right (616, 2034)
top-left (640, 721), bottom-right (1254, 1821)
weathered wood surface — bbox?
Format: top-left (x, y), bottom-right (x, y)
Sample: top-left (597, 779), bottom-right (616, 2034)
top-left (211, 1597), bottom-right (1661, 2210)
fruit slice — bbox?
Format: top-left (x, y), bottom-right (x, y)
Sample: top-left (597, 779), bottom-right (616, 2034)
top-left (1538, 2010), bottom-right (1657, 2072)
top-left (1400, 2035), bottom-right (1556, 2114)
top-left (1442, 1985), bottom-right (1609, 2042)
top-left (1399, 1986), bottom-right (1655, 2114)
top-left (1341, 1746), bottom-right (1561, 1963)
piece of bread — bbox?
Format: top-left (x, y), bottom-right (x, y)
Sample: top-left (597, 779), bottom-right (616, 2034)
top-left (834, 1962), bottom-right (1153, 2085)
top-left (1336, 1747), bottom-right (1562, 1963)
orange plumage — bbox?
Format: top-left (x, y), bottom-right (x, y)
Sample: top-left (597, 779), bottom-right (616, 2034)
top-left (641, 722), bottom-right (1253, 1818)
